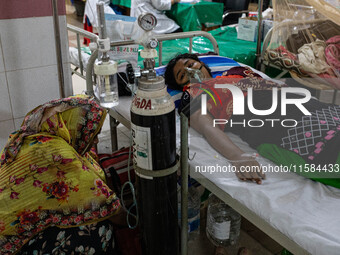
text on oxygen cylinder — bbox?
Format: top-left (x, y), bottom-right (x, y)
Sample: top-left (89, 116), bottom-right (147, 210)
top-left (132, 97), bottom-right (152, 110)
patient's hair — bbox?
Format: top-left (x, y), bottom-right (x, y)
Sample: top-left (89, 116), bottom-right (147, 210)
top-left (164, 53), bottom-right (212, 91)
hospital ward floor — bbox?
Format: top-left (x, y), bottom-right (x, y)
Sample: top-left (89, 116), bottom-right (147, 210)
top-left (67, 4), bottom-right (284, 255)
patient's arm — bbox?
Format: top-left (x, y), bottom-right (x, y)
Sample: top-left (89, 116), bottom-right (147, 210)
top-left (190, 110), bottom-right (265, 184)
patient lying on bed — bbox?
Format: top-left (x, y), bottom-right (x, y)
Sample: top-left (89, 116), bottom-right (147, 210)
top-left (164, 53), bottom-right (340, 188)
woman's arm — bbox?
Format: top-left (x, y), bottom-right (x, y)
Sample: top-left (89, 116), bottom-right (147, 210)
top-left (190, 110), bottom-right (265, 184)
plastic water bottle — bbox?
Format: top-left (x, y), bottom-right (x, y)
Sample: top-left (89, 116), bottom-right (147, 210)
top-left (206, 194), bottom-right (241, 246)
top-left (177, 182), bottom-right (201, 240)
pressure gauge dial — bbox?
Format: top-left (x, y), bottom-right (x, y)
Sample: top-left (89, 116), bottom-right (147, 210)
top-left (138, 13), bottom-right (157, 31)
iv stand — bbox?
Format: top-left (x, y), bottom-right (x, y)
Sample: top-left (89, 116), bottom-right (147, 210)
top-left (51, 0), bottom-right (65, 98)
top-left (256, 0), bottom-right (264, 70)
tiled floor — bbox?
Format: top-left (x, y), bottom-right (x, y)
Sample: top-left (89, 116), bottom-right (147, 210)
top-left (66, 2), bottom-right (282, 254)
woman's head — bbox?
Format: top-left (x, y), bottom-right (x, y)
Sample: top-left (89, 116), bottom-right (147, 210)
top-left (0, 96), bottom-right (107, 165)
top-left (164, 53), bottom-right (212, 91)
top-left (40, 96), bottom-right (106, 155)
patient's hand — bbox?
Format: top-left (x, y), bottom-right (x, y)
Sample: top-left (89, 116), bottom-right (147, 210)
top-left (231, 158), bottom-right (265, 184)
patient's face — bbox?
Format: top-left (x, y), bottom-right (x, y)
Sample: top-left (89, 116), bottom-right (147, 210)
top-left (173, 59), bottom-right (212, 87)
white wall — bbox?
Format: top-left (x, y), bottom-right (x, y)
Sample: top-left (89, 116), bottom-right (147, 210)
top-left (0, 12), bottom-right (72, 149)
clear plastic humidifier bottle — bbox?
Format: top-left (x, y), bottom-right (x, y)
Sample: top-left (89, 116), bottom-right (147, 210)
top-left (94, 59), bottom-right (119, 108)
top-left (206, 194), bottom-right (241, 247)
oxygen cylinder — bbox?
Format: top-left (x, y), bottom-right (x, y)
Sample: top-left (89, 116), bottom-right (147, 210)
top-left (131, 75), bottom-right (178, 255)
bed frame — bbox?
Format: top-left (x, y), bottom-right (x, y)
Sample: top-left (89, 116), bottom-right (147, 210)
top-left (67, 24), bottom-right (311, 255)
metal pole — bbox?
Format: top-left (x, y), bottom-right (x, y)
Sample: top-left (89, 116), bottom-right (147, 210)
top-left (96, 2), bottom-right (110, 61)
top-left (76, 33), bottom-right (84, 75)
top-left (96, 2), bottom-right (107, 39)
top-left (180, 112), bottom-right (189, 255)
top-left (159, 41), bottom-right (163, 66)
top-left (51, 0), bottom-right (65, 98)
top-left (109, 115), bottom-right (118, 151)
top-left (189, 38), bottom-right (193, 54)
top-left (85, 49), bottom-right (98, 97)
top-left (256, 0), bottom-right (264, 70)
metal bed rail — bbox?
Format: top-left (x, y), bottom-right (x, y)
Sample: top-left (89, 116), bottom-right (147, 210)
top-left (67, 24), bottom-right (219, 81)
top-left (67, 24), bottom-right (99, 80)
top-left (83, 33), bottom-right (219, 98)
top-left (155, 31), bottom-right (219, 66)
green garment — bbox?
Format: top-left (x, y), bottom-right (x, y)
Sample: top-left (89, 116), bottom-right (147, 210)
top-left (257, 143), bottom-right (340, 189)
top-left (111, 0), bottom-right (131, 8)
top-left (166, 1), bottom-right (223, 32)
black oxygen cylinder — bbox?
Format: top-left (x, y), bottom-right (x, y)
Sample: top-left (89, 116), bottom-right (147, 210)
top-left (130, 76), bottom-right (178, 255)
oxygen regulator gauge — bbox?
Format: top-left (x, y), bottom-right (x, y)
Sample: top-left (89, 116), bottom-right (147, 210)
top-left (138, 13), bottom-right (157, 31)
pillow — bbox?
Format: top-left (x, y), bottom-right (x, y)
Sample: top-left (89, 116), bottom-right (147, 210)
top-left (167, 88), bottom-right (183, 109)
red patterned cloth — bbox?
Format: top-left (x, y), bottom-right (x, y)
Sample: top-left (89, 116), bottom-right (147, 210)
top-left (325, 35), bottom-right (340, 70)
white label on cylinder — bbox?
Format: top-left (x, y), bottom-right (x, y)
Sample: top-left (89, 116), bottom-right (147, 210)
top-left (212, 221), bottom-right (231, 240)
top-left (131, 123), bottom-right (153, 171)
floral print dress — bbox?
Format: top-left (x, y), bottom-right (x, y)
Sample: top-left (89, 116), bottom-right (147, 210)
top-left (19, 220), bottom-right (117, 255)
top-left (0, 96), bottom-right (121, 254)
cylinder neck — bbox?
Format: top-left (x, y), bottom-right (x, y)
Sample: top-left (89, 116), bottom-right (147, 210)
top-left (138, 76), bottom-right (165, 91)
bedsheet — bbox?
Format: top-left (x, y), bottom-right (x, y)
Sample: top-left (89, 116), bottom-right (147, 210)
top-left (189, 131), bottom-right (340, 255)
top-left (107, 56), bottom-right (340, 255)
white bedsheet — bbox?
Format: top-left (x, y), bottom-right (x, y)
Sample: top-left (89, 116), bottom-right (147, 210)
top-left (112, 95), bottom-right (340, 255)
top-left (188, 130), bottom-right (340, 255)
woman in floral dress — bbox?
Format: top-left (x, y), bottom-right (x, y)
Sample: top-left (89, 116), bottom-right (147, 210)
top-left (0, 95), bottom-right (121, 254)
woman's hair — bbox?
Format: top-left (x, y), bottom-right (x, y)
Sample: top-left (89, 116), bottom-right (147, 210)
top-left (164, 53), bottom-right (212, 91)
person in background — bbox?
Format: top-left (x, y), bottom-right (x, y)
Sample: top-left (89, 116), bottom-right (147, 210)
top-left (0, 96), bottom-right (122, 254)
top-left (131, 0), bottom-right (182, 34)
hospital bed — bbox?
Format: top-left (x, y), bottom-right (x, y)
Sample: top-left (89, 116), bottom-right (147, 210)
top-left (67, 26), bottom-right (340, 255)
